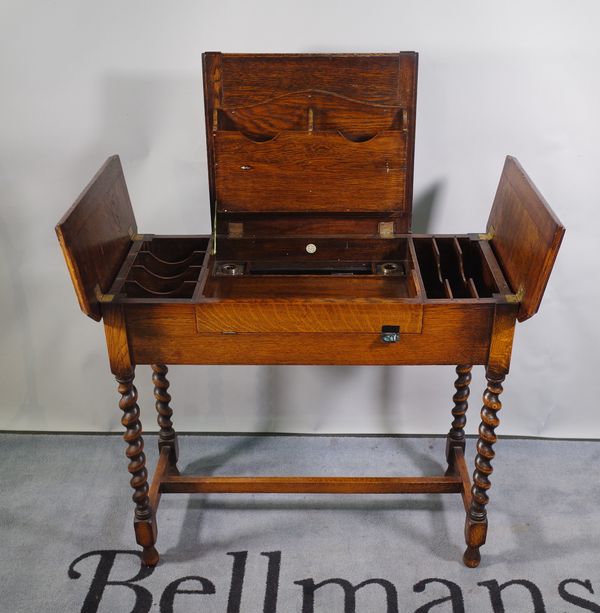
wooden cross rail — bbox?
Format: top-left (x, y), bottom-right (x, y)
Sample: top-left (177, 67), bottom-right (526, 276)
top-left (149, 445), bottom-right (473, 518)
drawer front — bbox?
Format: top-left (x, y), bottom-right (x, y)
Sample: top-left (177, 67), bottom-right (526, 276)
top-left (195, 301), bottom-right (423, 334)
top-left (127, 303), bottom-right (492, 366)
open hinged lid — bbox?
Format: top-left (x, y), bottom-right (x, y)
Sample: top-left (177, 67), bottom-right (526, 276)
top-left (56, 156), bottom-right (137, 320)
top-left (486, 156), bottom-right (565, 322)
top-left (203, 52), bottom-right (418, 239)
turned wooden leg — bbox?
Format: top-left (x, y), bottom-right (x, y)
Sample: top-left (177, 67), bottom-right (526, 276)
top-left (445, 364), bottom-right (472, 474)
top-left (117, 371), bottom-right (159, 567)
top-left (463, 369), bottom-right (505, 568)
top-left (152, 364), bottom-right (179, 474)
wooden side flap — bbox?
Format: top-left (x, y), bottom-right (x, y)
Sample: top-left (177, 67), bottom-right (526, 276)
top-left (56, 156), bottom-right (136, 321)
top-left (487, 156), bottom-right (565, 322)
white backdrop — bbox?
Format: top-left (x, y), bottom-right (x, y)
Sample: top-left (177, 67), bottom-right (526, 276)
top-left (0, 0), bottom-right (597, 436)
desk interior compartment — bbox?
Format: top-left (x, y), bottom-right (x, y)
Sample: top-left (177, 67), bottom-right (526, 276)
top-left (412, 236), bottom-right (499, 300)
top-left (110, 236), bottom-right (209, 301)
top-left (195, 235), bottom-right (424, 334)
top-left (202, 236), bottom-right (420, 301)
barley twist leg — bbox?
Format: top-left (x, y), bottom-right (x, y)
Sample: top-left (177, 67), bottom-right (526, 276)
top-left (152, 364), bottom-right (179, 474)
top-left (463, 370), bottom-right (505, 568)
top-left (445, 364), bottom-right (472, 474)
top-left (117, 372), bottom-right (159, 567)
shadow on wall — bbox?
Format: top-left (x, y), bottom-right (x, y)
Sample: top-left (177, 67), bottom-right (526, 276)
top-left (412, 182), bottom-right (443, 234)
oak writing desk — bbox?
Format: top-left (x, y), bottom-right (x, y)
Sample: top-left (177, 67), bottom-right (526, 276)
top-left (56, 53), bottom-right (564, 567)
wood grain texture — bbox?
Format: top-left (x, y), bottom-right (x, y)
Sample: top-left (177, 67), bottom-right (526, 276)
top-left (195, 299), bottom-right (423, 334)
top-left (214, 213), bottom-right (410, 237)
top-left (214, 130), bottom-right (407, 213)
top-left (487, 302), bottom-right (519, 375)
top-left (161, 475), bottom-right (463, 495)
top-left (204, 52), bottom-right (417, 231)
top-left (453, 448), bottom-right (473, 513)
top-left (215, 236), bottom-right (410, 261)
top-left (218, 90), bottom-right (403, 138)
top-left (148, 446), bottom-right (170, 514)
top-left (125, 302), bottom-right (493, 365)
top-left (215, 53), bottom-right (417, 107)
top-left (102, 304), bottom-right (134, 376)
top-left (56, 155), bottom-right (135, 320)
top-left (487, 156), bottom-right (565, 322)
top-left (203, 276), bottom-right (414, 300)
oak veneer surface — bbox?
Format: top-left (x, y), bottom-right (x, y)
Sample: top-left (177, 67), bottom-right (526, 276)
top-left (487, 156), bottom-right (565, 322)
top-left (214, 131), bottom-right (407, 213)
top-left (125, 302), bottom-right (494, 366)
top-left (204, 52), bottom-right (418, 233)
top-left (194, 299), bottom-right (424, 334)
top-left (217, 90), bottom-right (404, 137)
top-left (55, 156), bottom-right (135, 321)
top-left (215, 53), bottom-right (417, 107)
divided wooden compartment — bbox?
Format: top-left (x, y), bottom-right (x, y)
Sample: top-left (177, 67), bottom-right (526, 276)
top-left (108, 237), bottom-right (208, 301)
top-left (102, 230), bottom-right (511, 340)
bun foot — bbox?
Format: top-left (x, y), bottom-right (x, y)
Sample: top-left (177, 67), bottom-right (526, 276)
top-left (142, 546), bottom-right (160, 567)
top-left (463, 546), bottom-right (481, 568)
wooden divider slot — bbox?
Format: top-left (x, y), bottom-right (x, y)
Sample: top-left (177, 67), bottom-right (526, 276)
top-left (110, 237), bottom-right (209, 301)
top-left (412, 236), bottom-right (501, 301)
top-left (457, 238), bottom-right (498, 298)
top-left (412, 238), bottom-right (445, 299)
top-left (123, 280), bottom-right (198, 299)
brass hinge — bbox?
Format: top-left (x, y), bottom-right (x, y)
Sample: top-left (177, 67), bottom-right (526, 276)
top-left (95, 284), bottom-right (114, 303)
top-left (212, 202), bottom-right (218, 255)
top-left (128, 227), bottom-right (143, 241)
top-left (505, 286), bottom-right (525, 303)
top-left (402, 109), bottom-right (408, 133)
top-left (478, 225), bottom-right (496, 241)
top-left (378, 221), bottom-right (395, 238)
top-left (228, 222), bottom-right (243, 237)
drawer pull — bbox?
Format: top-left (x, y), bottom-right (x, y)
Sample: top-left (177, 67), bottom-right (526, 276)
top-left (381, 325), bottom-right (400, 343)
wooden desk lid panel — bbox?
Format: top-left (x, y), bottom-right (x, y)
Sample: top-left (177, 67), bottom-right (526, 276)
top-left (487, 156), bottom-right (565, 322)
top-left (203, 52), bottom-right (417, 231)
top-left (214, 131), bottom-right (407, 213)
top-left (55, 156), bottom-right (136, 321)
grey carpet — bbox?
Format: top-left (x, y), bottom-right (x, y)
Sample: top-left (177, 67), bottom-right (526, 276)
top-left (1, 433), bottom-right (600, 612)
